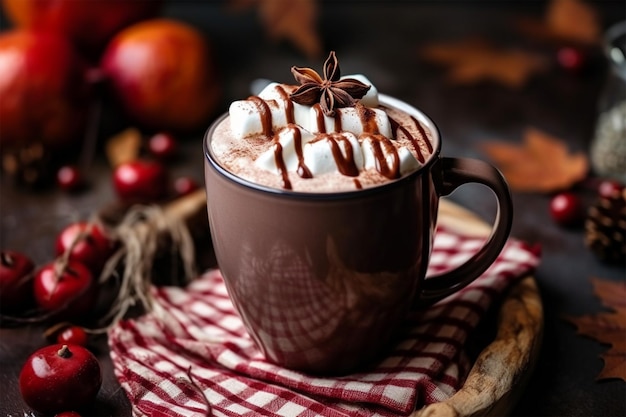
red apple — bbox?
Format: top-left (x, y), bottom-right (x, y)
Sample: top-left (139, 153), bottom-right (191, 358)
top-left (100, 18), bottom-right (220, 132)
top-left (1, 0), bottom-right (161, 58)
top-left (0, 30), bottom-right (91, 150)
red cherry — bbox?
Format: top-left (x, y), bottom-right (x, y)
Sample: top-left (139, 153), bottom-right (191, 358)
top-left (148, 132), bottom-right (178, 160)
top-left (19, 344), bottom-right (102, 414)
top-left (33, 260), bottom-right (95, 317)
top-left (550, 192), bottom-right (584, 226)
top-left (557, 47), bottom-right (585, 72)
top-left (57, 165), bottom-right (84, 192)
top-left (173, 176), bottom-right (199, 197)
top-left (55, 222), bottom-right (114, 273)
top-left (0, 250), bottom-right (34, 312)
top-left (112, 159), bottom-right (168, 202)
top-left (598, 180), bottom-right (624, 199)
top-left (57, 326), bottom-right (88, 346)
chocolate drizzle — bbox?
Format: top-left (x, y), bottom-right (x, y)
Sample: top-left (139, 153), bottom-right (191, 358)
top-left (275, 85), bottom-right (295, 124)
top-left (411, 115), bottom-right (433, 154)
top-left (272, 140), bottom-right (292, 190)
top-left (291, 125), bottom-right (312, 179)
top-left (385, 107), bottom-right (431, 164)
top-left (356, 104), bottom-right (380, 135)
top-left (248, 95), bottom-right (273, 136)
top-left (271, 124), bottom-right (312, 190)
top-left (312, 134), bottom-right (360, 177)
top-left (362, 134), bottom-right (401, 179)
top-left (313, 104), bottom-right (326, 133)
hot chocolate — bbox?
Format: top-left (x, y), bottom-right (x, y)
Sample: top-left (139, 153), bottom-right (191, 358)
top-left (203, 52), bottom-right (514, 373)
top-left (210, 52), bottom-right (436, 192)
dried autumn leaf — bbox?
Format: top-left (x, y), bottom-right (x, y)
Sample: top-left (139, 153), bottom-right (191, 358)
top-left (480, 128), bottom-right (589, 193)
top-left (516, 0), bottom-right (601, 45)
top-left (565, 277), bottom-right (626, 382)
top-left (229, 0), bottom-right (322, 59)
top-left (105, 127), bottom-right (142, 168)
top-left (419, 38), bottom-right (549, 89)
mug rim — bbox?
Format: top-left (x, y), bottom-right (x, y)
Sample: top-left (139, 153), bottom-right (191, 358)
top-left (203, 94), bottom-right (442, 199)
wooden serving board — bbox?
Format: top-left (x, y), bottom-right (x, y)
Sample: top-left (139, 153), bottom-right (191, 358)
top-left (412, 199), bottom-right (543, 417)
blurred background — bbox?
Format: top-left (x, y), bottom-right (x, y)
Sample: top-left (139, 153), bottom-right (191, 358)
top-left (1, 1), bottom-right (625, 416)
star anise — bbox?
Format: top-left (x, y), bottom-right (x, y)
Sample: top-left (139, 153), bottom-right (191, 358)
top-left (289, 51), bottom-right (370, 116)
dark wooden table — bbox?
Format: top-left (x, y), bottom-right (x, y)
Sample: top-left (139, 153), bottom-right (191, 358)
top-left (2, 1), bottom-right (625, 416)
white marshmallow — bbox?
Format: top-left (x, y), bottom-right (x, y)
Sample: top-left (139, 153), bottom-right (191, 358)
top-left (361, 136), bottom-right (421, 176)
top-left (398, 147), bottom-right (421, 175)
top-left (310, 107), bottom-right (392, 138)
top-left (227, 99), bottom-right (282, 139)
top-left (257, 82), bottom-right (294, 101)
top-left (229, 87), bottom-right (310, 139)
top-left (254, 126), bottom-right (315, 174)
top-left (303, 133), bottom-right (364, 176)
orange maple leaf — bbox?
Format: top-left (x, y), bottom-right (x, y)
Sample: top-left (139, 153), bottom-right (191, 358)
top-left (516, 0), bottom-right (601, 45)
top-left (480, 128), bottom-right (589, 193)
top-left (418, 38), bottom-right (549, 89)
top-left (229, 0), bottom-right (322, 59)
top-left (565, 277), bottom-right (626, 382)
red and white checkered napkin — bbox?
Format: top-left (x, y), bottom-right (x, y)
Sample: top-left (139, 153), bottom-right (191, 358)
top-left (108, 226), bottom-right (540, 417)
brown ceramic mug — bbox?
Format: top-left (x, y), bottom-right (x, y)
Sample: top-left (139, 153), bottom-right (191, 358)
top-left (203, 94), bottom-right (513, 375)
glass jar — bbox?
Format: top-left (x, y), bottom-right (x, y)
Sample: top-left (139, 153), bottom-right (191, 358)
top-left (590, 20), bottom-right (626, 183)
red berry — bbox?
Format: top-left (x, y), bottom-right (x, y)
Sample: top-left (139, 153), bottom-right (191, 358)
top-left (550, 192), bottom-right (583, 226)
top-left (148, 132), bottom-right (178, 160)
top-left (112, 159), bottom-right (168, 202)
top-left (33, 261), bottom-right (95, 317)
top-left (19, 344), bottom-right (102, 414)
top-left (56, 165), bottom-right (84, 192)
top-left (0, 250), bottom-right (34, 312)
top-left (55, 412), bottom-right (82, 417)
top-left (557, 47), bottom-right (585, 72)
top-left (174, 176), bottom-right (199, 197)
top-left (598, 180), bottom-right (624, 199)
top-left (55, 221), bottom-right (114, 273)
top-left (57, 326), bottom-right (88, 347)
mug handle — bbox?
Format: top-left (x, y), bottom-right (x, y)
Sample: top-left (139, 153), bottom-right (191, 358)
top-left (415, 157), bottom-right (513, 307)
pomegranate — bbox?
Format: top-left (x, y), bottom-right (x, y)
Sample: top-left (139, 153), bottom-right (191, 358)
top-left (1, 0), bottom-right (161, 58)
top-left (0, 30), bottom-right (91, 150)
top-left (19, 344), bottom-right (102, 414)
top-left (100, 18), bottom-right (220, 132)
